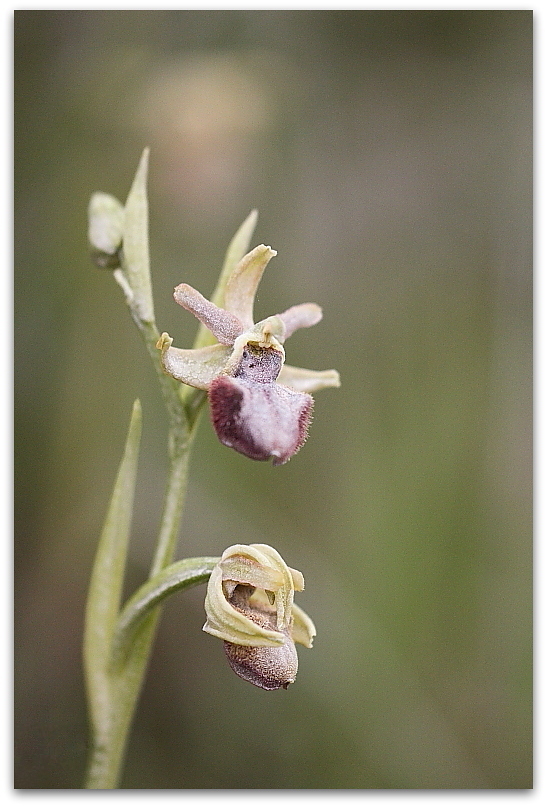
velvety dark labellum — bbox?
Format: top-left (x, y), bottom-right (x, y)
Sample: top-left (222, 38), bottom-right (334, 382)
top-left (223, 638), bottom-right (298, 690)
top-left (208, 371), bottom-right (313, 465)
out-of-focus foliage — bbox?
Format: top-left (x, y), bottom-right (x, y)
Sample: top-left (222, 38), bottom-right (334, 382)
top-left (14, 10), bottom-right (531, 789)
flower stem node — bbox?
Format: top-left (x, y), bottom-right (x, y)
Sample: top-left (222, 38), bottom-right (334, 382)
top-left (158, 243), bottom-right (340, 463)
top-left (203, 544), bottom-right (316, 690)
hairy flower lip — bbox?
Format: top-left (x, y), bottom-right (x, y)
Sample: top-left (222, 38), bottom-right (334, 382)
top-left (209, 374), bottom-right (313, 465)
top-left (223, 634), bottom-right (298, 690)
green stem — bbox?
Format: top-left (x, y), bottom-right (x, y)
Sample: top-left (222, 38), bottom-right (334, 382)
top-left (111, 557), bottom-right (219, 671)
top-left (150, 438), bottom-right (193, 576)
top-left (84, 159), bottom-right (259, 787)
top-left (85, 264), bottom-right (208, 787)
top-left (84, 416), bottom-right (202, 789)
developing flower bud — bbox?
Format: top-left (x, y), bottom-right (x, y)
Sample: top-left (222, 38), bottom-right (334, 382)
top-left (88, 192), bottom-right (125, 269)
top-left (203, 544), bottom-right (316, 690)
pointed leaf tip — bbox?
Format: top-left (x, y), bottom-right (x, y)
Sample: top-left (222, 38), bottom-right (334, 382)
top-left (122, 149), bottom-right (154, 323)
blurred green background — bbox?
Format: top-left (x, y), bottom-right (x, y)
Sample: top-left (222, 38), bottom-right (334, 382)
top-left (14, 10), bottom-right (532, 789)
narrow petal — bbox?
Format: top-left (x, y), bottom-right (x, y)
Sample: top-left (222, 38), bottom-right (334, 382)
top-left (157, 333), bottom-right (231, 389)
top-left (278, 303), bottom-right (323, 340)
top-left (224, 244), bottom-right (277, 328)
top-left (173, 283), bottom-right (243, 345)
top-left (277, 364), bottom-right (341, 393)
top-left (290, 603), bottom-right (317, 649)
top-left (288, 567), bottom-right (305, 592)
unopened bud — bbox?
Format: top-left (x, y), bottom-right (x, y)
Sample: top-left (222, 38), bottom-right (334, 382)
top-left (88, 192), bottom-right (125, 269)
top-left (203, 544), bottom-right (315, 690)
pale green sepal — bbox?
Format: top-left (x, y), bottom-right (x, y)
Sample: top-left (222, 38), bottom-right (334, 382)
top-left (224, 244), bottom-right (277, 329)
top-left (110, 557), bottom-right (219, 671)
top-left (203, 543), bottom-right (305, 646)
top-left (219, 554), bottom-right (285, 592)
top-left (278, 364), bottom-right (341, 393)
top-left (290, 602), bottom-right (317, 649)
top-left (88, 192), bottom-right (125, 255)
top-left (289, 567), bottom-right (305, 591)
top-left (212, 209), bottom-right (258, 308)
top-left (217, 543), bottom-right (294, 630)
top-left (203, 565), bottom-right (286, 647)
top-left (83, 400), bottom-right (142, 735)
top-left (195, 209), bottom-right (258, 349)
top-left (122, 148), bottom-right (155, 323)
top-left (157, 333), bottom-right (231, 390)
top-left (249, 543), bottom-right (295, 630)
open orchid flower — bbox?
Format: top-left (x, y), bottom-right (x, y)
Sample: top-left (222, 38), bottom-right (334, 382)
top-left (203, 543), bottom-right (316, 690)
top-left (157, 244), bottom-right (340, 464)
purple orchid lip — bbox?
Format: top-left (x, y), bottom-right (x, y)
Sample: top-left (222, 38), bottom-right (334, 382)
top-left (209, 375), bottom-right (313, 465)
top-left (221, 579), bottom-right (297, 690)
top-left (156, 243), bottom-right (340, 462)
top-left (223, 631), bottom-right (298, 690)
top-left (209, 343), bottom-right (313, 465)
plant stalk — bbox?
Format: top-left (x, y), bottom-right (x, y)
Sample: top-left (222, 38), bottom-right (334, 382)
top-left (85, 253), bottom-right (206, 787)
top-left (84, 157), bottom-right (258, 787)
top-left (84, 419), bottom-right (200, 789)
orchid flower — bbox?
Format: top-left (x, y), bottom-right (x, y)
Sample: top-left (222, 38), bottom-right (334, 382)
top-left (157, 244), bottom-right (340, 464)
top-left (203, 543), bottom-right (316, 690)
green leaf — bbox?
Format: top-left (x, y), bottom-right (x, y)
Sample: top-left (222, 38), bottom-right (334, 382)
top-left (122, 148), bottom-right (155, 323)
top-left (194, 209), bottom-right (258, 349)
top-left (83, 399), bottom-right (142, 735)
top-left (110, 556), bottom-right (220, 670)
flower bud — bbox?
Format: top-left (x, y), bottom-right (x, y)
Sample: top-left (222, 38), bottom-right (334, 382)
top-left (88, 192), bottom-right (125, 269)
